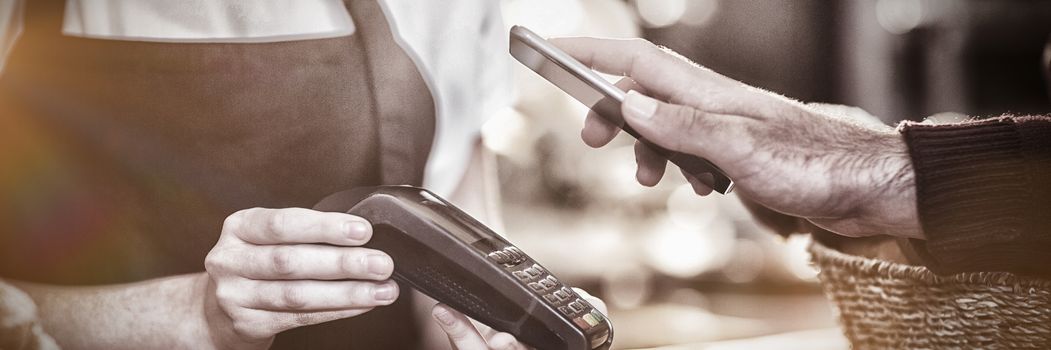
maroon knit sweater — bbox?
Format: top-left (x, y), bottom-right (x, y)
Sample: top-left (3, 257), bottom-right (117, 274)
top-left (899, 115), bottom-right (1051, 277)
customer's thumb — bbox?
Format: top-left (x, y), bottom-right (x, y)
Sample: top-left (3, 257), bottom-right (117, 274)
top-left (622, 90), bottom-right (707, 155)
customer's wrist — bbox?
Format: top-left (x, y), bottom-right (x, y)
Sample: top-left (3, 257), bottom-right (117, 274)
top-left (852, 132), bottom-right (923, 239)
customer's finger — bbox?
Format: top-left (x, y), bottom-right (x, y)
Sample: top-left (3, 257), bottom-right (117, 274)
top-left (226, 207), bottom-right (372, 246)
top-left (582, 111), bottom-right (619, 148)
top-left (683, 171), bottom-right (714, 196)
top-left (551, 37), bottom-right (699, 104)
top-left (620, 90), bottom-right (733, 159)
top-left (634, 141), bottom-right (666, 187)
top-left (553, 37), bottom-right (784, 119)
top-left (581, 77), bottom-right (645, 148)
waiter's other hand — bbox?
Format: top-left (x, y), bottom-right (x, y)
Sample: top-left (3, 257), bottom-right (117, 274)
top-left (552, 37), bottom-right (921, 240)
top-left (202, 208), bottom-right (397, 349)
top-left (432, 288), bottom-right (607, 350)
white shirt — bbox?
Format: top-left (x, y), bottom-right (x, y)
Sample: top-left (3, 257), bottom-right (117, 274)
top-left (62, 0), bottom-right (358, 43)
top-left (0, 0), bottom-right (511, 197)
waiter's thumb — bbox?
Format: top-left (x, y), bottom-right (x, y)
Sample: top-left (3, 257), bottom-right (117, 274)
top-left (621, 90), bottom-right (709, 155)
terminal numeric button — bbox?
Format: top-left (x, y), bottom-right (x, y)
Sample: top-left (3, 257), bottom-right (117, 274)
top-left (487, 251), bottom-right (510, 265)
top-left (528, 282), bottom-right (545, 291)
top-left (524, 264), bottom-right (544, 278)
top-left (512, 271), bottom-right (530, 280)
top-left (553, 289), bottom-right (572, 301)
top-left (568, 300), bottom-right (587, 313)
top-left (543, 294), bottom-right (559, 303)
top-left (505, 247), bottom-right (526, 264)
top-left (558, 306), bottom-right (573, 316)
top-left (539, 276), bottom-right (558, 289)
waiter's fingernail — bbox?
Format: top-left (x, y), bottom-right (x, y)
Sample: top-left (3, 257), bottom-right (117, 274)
top-left (344, 221), bottom-right (371, 241)
top-left (624, 90), bottom-right (658, 120)
top-left (367, 254), bottom-right (393, 276)
top-left (374, 283), bottom-right (398, 302)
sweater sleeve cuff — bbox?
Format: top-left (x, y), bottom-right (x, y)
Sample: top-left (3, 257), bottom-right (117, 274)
top-left (898, 116), bottom-right (1051, 276)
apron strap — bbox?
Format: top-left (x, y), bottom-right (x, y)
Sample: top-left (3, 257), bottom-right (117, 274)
top-left (346, 0), bottom-right (437, 186)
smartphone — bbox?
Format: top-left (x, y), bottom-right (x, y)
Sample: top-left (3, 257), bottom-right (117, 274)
top-left (509, 25), bottom-right (735, 194)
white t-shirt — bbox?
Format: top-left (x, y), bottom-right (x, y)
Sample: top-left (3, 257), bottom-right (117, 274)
top-left (0, 0), bottom-right (511, 196)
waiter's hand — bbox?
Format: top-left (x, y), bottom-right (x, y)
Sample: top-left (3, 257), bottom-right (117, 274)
top-left (202, 208), bottom-right (397, 349)
top-left (432, 288), bottom-right (607, 350)
top-left (552, 37), bottom-right (922, 240)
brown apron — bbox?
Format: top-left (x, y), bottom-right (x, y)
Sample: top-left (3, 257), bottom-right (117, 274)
top-left (0, 0), bottom-right (435, 348)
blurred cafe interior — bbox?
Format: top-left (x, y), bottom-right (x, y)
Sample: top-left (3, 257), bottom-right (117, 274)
top-left (0, 0), bottom-right (1048, 349)
top-left (494, 0), bottom-right (1051, 348)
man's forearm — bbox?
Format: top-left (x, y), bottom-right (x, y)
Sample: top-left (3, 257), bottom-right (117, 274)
top-left (12, 273), bottom-right (211, 350)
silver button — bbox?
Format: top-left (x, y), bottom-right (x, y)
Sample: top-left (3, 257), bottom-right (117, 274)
top-left (569, 300), bottom-right (586, 313)
top-left (512, 271), bottom-right (530, 280)
top-left (525, 264), bottom-right (544, 277)
top-left (487, 251), bottom-right (509, 264)
top-left (553, 289), bottom-right (571, 301)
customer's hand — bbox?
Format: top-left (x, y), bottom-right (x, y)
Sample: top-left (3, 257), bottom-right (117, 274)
top-left (202, 208), bottom-right (397, 349)
top-left (552, 37), bottom-right (922, 239)
top-left (432, 288), bottom-right (607, 350)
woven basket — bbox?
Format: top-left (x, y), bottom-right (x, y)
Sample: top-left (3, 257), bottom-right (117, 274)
top-left (809, 240), bottom-right (1051, 349)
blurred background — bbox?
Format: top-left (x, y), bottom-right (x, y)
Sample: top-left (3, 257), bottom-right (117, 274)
top-left (490, 0), bottom-right (1051, 348)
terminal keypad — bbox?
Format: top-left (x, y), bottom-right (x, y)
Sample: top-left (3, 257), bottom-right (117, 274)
top-left (504, 250), bottom-right (607, 332)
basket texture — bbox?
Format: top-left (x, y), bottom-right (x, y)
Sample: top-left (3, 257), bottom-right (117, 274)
top-left (809, 240), bottom-right (1051, 349)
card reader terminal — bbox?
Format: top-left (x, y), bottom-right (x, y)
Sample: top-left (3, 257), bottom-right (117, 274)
top-left (314, 186), bottom-right (613, 350)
